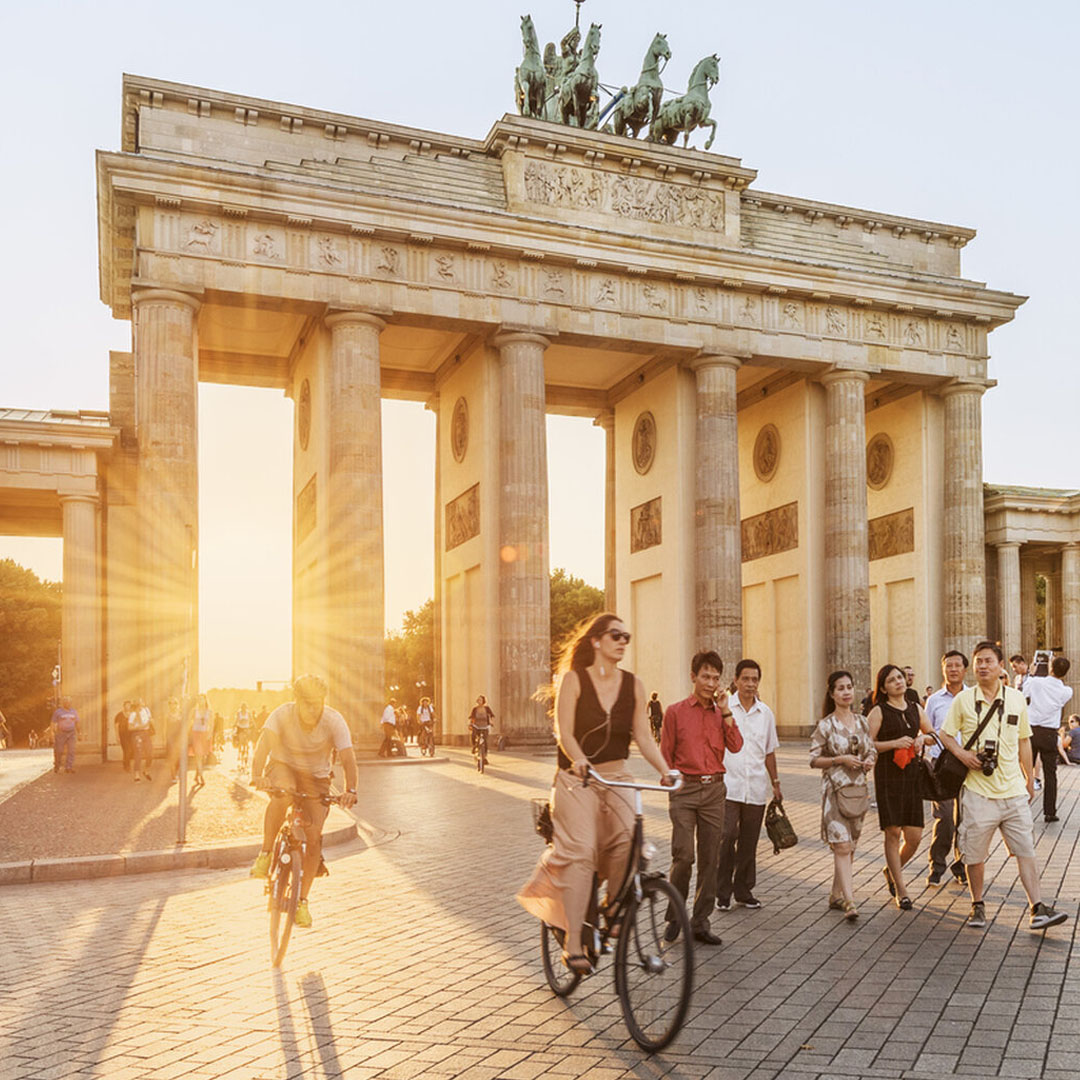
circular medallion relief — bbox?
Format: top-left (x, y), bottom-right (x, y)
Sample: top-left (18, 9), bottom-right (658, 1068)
top-left (866, 432), bottom-right (894, 490)
top-left (298, 379), bottom-right (311, 451)
top-left (753, 423), bottom-right (781, 482)
top-left (632, 411), bottom-right (657, 476)
top-left (451, 396), bottom-right (469, 463)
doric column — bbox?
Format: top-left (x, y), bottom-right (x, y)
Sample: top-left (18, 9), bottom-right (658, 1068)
top-left (821, 369), bottom-right (871, 693)
top-left (1021, 557), bottom-right (1038, 657)
top-left (593, 408), bottom-right (616, 610)
top-left (132, 289), bottom-right (200, 726)
top-left (1062, 545), bottom-right (1080, 708)
top-left (690, 355), bottom-right (742, 664)
top-left (324, 311), bottom-right (386, 743)
top-left (60, 494), bottom-right (102, 757)
top-left (941, 382), bottom-right (987, 654)
top-left (996, 541), bottom-right (1022, 658)
top-left (494, 330), bottom-right (551, 740)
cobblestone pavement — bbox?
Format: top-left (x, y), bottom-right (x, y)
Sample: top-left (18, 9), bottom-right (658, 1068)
top-left (2, 745), bottom-right (1078, 1080)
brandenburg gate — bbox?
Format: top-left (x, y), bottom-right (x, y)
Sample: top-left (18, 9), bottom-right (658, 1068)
top-left (13, 64), bottom-right (1050, 753)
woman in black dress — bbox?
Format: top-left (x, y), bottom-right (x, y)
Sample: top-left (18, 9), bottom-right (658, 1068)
top-left (867, 664), bottom-right (933, 908)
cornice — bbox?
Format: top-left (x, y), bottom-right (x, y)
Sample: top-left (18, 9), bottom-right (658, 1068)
top-left (97, 150), bottom-right (1026, 328)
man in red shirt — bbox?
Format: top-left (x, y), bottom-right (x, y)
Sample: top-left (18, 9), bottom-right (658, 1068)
top-left (660, 650), bottom-right (743, 945)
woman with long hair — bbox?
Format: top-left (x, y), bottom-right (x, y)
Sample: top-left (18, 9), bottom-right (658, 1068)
top-left (867, 663), bottom-right (933, 908)
top-left (517, 612), bottom-right (675, 974)
top-left (810, 670), bottom-right (877, 919)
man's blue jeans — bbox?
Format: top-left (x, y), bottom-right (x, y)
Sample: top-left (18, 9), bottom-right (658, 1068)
top-left (54, 728), bottom-right (76, 770)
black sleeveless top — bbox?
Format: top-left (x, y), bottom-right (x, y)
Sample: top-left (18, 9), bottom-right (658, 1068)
top-left (557, 669), bottom-right (635, 770)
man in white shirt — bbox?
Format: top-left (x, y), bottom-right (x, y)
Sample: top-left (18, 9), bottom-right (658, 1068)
top-left (1025, 656), bottom-right (1073, 822)
top-left (715, 659), bottom-right (781, 911)
top-left (924, 650), bottom-right (969, 887)
top-left (379, 697), bottom-right (398, 758)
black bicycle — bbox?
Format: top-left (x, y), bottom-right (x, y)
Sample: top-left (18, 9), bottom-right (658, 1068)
top-left (263, 786), bottom-right (341, 967)
top-left (539, 768), bottom-right (692, 1052)
top-left (474, 728), bottom-right (489, 773)
top-left (418, 723), bottom-right (435, 757)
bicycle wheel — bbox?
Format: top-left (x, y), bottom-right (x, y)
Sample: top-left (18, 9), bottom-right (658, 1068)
top-left (614, 876), bottom-right (693, 1052)
top-left (269, 847), bottom-right (302, 967)
top-left (540, 922), bottom-right (581, 997)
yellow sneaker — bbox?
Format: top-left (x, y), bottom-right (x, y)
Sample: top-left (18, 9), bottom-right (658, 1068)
top-left (294, 899), bottom-right (312, 929)
top-left (250, 852), bottom-right (271, 878)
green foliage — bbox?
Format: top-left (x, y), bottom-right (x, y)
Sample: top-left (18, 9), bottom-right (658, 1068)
top-left (384, 598), bottom-right (435, 706)
top-left (0, 559), bottom-right (62, 735)
top-left (549, 567), bottom-right (606, 671)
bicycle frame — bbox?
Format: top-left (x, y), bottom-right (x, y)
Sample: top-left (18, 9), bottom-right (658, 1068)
top-left (580, 768), bottom-right (682, 958)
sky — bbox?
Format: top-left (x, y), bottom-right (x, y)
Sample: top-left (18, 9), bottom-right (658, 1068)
top-left (1, 0), bottom-right (1077, 687)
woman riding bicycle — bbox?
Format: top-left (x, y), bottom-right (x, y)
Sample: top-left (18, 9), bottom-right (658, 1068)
top-left (517, 612), bottom-right (675, 974)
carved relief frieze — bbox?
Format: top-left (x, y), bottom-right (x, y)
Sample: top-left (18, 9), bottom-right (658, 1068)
top-left (630, 497), bottom-right (662, 553)
top-left (522, 160), bottom-right (726, 231)
top-left (868, 507), bottom-right (914, 561)
top-left (445, 483), bottom-right (480, 551)
top-left (741, 502), bottom-right (799, 562)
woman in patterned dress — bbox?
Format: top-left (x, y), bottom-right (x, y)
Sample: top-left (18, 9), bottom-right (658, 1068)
top-left (810, 670), bottom-right (877, 919)
top-left (867, 664), bottom-right (933, 909)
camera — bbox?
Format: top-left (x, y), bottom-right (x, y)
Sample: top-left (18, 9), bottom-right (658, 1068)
top-left (978, 739), bottom-right (998, 777)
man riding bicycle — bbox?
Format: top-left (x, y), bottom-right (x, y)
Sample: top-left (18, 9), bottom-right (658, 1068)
top-left (249, 675), bottom-right (358, 928)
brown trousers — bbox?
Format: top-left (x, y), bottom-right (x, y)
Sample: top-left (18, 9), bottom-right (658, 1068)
top-left (668, 778), bottom-right (726, 932)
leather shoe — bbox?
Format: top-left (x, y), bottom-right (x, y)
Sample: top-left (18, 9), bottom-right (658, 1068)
top-left (663, 921), bottom-right (680, 943)
top-left (693, 928), bottom-right (723, 946)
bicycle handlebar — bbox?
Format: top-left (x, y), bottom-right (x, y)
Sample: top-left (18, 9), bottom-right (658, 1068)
top-left (584, 766), bottom-right (683, 793)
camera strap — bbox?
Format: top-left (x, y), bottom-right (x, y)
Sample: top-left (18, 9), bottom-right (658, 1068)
top-left (967, 698), bottom-right (1003, 750)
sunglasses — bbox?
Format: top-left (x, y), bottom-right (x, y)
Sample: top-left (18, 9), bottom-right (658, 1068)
top-left (605, 630), bottom-right (632, 644)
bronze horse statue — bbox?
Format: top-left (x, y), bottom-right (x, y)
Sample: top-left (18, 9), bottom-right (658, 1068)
top-left (559, 22), bottom-right (602, 129)
top-left (604, 32), bottom-right (671, 140)
top-left (515, 14), bottom-right (547, 119)
top-left (650, 54), bottom-right (720, 150)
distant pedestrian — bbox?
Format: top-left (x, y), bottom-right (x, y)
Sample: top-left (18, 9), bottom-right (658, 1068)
top-left (648, 692), bottom-right (663, 742)
top-left (1026, 656), bottom-right (1073, 822)
top-left (114, 699), bottom-right (133, 771)
top-left (867, 664), bottom-right (933, 909)
top-left (379, 697), bottom-right (398, 758)
top-left (716, 659), bottom-right (781, 912)
top-left (128, 699), bottom-right (153, 780)
top-left (51, 696), bottom-right (80, 773)
top-left (809, 671), bottom-right (876, 919)
top-left (190, 694), bottom-right (213, 789)
top-left (924, 651), bottom-right (969, 888)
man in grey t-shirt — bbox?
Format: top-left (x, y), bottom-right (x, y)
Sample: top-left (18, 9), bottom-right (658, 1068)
top-left (250, 675), bottom-right (358, 928)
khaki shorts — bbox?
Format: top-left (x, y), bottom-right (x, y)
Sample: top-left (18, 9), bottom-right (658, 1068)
top-left (957, 788), bottom-right (1036, 864)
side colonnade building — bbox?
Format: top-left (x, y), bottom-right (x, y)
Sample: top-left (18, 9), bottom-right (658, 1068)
top-left (6, 74), bottom-right (1075, 757)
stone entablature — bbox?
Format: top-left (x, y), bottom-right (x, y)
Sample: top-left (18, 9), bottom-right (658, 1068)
top-left (102, 75), bottom-right (1023, 358)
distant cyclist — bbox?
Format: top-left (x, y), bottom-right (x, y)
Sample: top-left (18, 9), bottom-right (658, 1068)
top-left (250, 675), bottom-right (358, 929)
top-left (469, 695), bottom-right (495, 755)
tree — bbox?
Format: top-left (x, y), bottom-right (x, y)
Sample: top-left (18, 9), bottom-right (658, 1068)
top-left (549, 567), bottom-right (605, 670)
top-left (0, 559), bottom-right (62, 742)
top-left (384, 598), bottom-right (435, 705)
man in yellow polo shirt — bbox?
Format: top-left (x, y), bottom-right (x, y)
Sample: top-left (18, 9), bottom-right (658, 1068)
top-left (940, 641), bottom-right (1068, 932)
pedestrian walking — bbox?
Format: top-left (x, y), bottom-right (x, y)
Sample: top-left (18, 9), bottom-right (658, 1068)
top-left (114, 700), bottom-right (133, 771)
top-left (867, 664), bottom-right (934, 909)
top-left (1025, 656), bottom-right (1073, 822)
top-left (809, 670), bottom-right (877, 919)
top-left (940, 641), bottom-right (1069, 931)
top-left (517, 612), bottom-right (674, 974)
top-left (190, 693), bottom-right (213, 789)
top-left (50, 696), bottom-right (80, 773)
top-left (924, 651), bottom-right (969, 887)
top-left (128, 700), bottom-right (154, 780)
top-left (716, 659), bottom-right (781, 912)
top-left (660, 650), bottom-right (743, 946)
